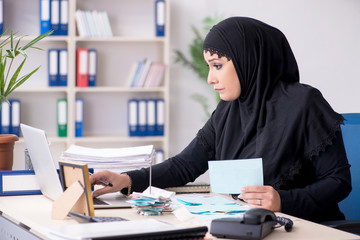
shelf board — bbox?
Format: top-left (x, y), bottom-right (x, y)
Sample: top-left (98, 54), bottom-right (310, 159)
top-left (75, 36), bottom-right (166, 43)
top-left (3, 35), bottom-right (70, 42)
top-left (74, 136), bottom-right (166, 143)
top-left (14, 87), bottom-right (68, 93)
top-left (75, 86), bottom-right (166, 93)
top-left (2, 35), bottom-right (165, 43)
top-left (14, 86), bottom-right (165, 93)
top-left (18, 136), bottom-right (165, 144)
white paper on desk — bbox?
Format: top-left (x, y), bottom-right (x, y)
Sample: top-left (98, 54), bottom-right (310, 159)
top-left (46, 219), bottom-right (178, 239)
top-left (133, 186), bottom-right (175, 200)
top-left (208, 158), bottom-right (263, 194)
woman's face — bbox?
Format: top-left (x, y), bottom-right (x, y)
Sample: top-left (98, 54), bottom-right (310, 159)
top-left (203, 51), bottom-right (241, 101)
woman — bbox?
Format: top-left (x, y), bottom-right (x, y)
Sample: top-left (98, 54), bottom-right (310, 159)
top-left (90, 17), bottom-right (351, 223)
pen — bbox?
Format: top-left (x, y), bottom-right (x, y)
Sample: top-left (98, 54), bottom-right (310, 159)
top-left (89, 172), bottom-right (113, 187)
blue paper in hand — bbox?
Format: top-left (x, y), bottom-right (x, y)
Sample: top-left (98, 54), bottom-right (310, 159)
top-left (208, 158), bottom-right (263, 194)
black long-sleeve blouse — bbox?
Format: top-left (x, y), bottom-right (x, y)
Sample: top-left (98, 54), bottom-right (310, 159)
top-left (124, 129), bottom-right (351, 223)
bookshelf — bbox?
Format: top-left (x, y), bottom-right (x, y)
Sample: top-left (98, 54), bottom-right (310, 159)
top-left (3, 0), bottom-right (170, 169)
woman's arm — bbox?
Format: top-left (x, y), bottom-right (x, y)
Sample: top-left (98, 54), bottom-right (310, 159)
top-left (123, 137), bottom-right (210, 193)
top-left (278, 130), bottom-right (352, 222)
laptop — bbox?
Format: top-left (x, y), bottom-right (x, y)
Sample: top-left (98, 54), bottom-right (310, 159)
top-left (20, 123), bottom-right (131, 208)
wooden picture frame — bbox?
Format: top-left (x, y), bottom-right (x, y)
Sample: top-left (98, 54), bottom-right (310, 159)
top-left (52, 160), bottom-right (95, 219)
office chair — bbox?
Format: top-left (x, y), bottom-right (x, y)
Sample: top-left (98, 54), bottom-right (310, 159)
top-left (321, 113), bottom-right (360, 234)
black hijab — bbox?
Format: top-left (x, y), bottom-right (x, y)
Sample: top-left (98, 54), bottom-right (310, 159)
top-left (198, 17), bottom-right (344, 189)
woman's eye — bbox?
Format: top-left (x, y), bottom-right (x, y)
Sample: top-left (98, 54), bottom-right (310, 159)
top-left (213, 64), bottom-right (222, 70)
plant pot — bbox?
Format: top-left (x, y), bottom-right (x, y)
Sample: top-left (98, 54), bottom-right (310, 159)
top-left (0, 134), bottom-right (19, 171)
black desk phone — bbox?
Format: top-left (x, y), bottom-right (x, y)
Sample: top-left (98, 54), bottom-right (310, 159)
top-left (210, 208), bottom-right (293, 240)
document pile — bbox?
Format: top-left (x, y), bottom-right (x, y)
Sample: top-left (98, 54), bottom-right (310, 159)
top-left (129, 186), bottom-right (176, 216)
top-left (60, 144), bottom-right (155, 173)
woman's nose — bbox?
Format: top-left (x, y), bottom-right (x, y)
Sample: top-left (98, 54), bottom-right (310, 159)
top-left (207, 71), bottom-right (217, 85)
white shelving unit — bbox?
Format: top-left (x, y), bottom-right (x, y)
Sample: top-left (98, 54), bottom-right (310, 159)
top-left (3, 0), bottom-right (170, 169)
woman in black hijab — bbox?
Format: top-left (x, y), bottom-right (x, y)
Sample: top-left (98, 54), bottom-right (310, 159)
top-left (90, 17), bottom-right (351, 223)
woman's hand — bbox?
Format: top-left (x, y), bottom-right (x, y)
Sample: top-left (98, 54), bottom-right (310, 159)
top-left (238, 185), bottom-right (281, 212)
top-left (89, 170), bottom-right (131, 198)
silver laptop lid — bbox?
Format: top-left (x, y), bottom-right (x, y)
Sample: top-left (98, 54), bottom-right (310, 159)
top-left (20, 124), bottom-right (63, 201)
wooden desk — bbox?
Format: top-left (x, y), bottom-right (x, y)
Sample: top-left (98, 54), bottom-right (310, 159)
top-left (0, 194), bottom-right (359, 240)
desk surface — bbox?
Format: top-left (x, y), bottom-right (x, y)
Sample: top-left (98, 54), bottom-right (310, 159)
top-left (0, 194), bottom-right (359, 240)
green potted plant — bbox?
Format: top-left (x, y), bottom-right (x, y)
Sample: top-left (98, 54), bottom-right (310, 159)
top-left (0, 30), bottom-right (53, 171)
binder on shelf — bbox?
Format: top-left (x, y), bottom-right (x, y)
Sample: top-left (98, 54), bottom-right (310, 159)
top-left (48, 49), bottom-right (59, 86)
top-left (128, 99), bottom-right (138, 136)
top-left (155, 98), bottom-right (165, 136)
top-left (10, 99), bottom-right (21, 137)
top-left (94, 10), bottom-right (107, 37)
top-left (0, 170), bottom-right (41, 196)
top-left (130, 60), bottom-right (144, 87)
top-left (50, 0), bottom-right (60, 35)
top-left (1, 101), bottom-right (10, 134)
top-left (138, 99), bottom-right (147, 136)
top-left (125, 62), bottom-right (138, 87)
top-left (155, 0), bottom-right (165, 37)
top-left (146, 99), bottom-right (156, 136)
top-left (76, 48), bottom-right (89, 87)
top-left (0, 0), bottom-right (3, 35)
top-left (75, 9), bottom-right (87, 37)
top-left (59, 0), bottom-right (69, 35)
top-left (155, 149), bottom-right (164, 164)
top-left (136, 58), bottom-right (152, 87)
top-left (144, 62), bottom-right (165, 87)
top-left (75, 98), bottom-right (84, 137)
top-left (84, 10), bottom-right (96, 37)
top-left (40, 0), bottom-right (51, 34)
top-left (59, 49), bottom-right (68, 86)
top-left (57, 98), bottom-right (67, 137)
top-left (88, 49), bottom-right (97, 87)
top-left (101, 11), bottom-right (113, 37)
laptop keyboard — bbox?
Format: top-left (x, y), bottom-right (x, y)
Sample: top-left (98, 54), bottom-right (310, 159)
top-left (69, 211), bottom-right (128, 223)
top-left (93, 197), bottom-right (109, 205)
top-left (91, 216), bottom-right (129, 222)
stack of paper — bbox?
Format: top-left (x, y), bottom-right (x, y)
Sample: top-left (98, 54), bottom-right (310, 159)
top-left (60, 144), bottom-right (155, 173)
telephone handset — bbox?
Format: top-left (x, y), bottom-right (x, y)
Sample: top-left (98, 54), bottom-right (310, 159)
top-left (210, 208), bottom-right (293, 239)
top-left (243, 208), bottom-right (276, 225)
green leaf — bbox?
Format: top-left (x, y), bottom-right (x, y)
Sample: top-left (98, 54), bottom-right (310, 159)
top-left (0, 35), bottom-right (11, 49)
top-left (0, 30), bottom-right (51, 102)
top-left (4, 57), bottom-right (26, 96)
top-left (6, 66), bottom-right (40, 96)
top-left (0, 51), bottom-right (6, 96)
top-left (21, 30), bottom-right (53, 51)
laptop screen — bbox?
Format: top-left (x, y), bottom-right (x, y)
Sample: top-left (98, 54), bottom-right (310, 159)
top-left (20, 124), bottom-right (63, 201)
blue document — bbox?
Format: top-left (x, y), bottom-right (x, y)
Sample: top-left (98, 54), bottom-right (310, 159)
top-left (59, 0), bottom-right (68, 35)
top-left (88, 49), bottom-right (97, 87)
top-left (0, 101), bottom-right (10, 134)
top-left (128, 99), bottom-right (139, 136)
top-left (0, 0), bottom-right (3, 35)
top-left (75, 98), bottom-right (83, 137)
top-left (40, 0), bottom-right (51, 34)
top-left (208, 158), bottom-right (263, 194)
top-left (50, 0), bottom-right (60, 35)
top-left (0, 170), bottom-right (41, 196)
top-left (48, 49), bottom-right (59, 86)
top-left (10, 99), bottom-right (21, 137)
top-left (155, 0), bottom-right (165, 36)
top-left (58, 49), bottom-right (68, 86)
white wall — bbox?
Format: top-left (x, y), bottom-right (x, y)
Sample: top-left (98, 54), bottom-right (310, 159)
top-left (169, 0), bottom-right (360, 158)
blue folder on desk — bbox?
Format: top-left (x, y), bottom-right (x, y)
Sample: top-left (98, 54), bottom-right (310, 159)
top-left (0, 170), bottom-right (41, 196)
